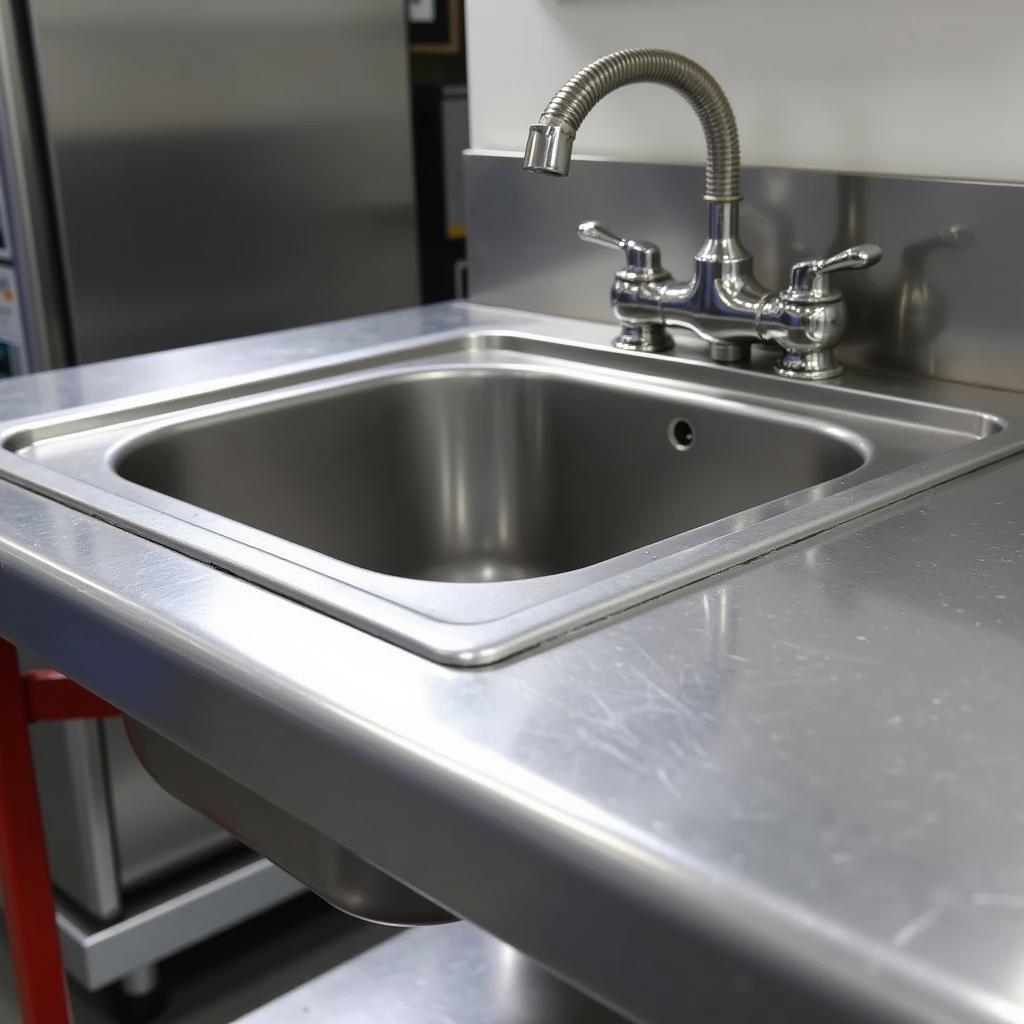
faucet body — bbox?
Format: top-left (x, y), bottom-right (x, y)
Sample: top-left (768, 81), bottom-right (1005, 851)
top-left (523, 49), bottom-right (880, 380)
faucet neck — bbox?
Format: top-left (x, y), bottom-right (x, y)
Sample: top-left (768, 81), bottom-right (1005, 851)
top-left (696, 201), bottom-right (751, 266)
top-left (708, 200), bottom-right (737, 242)
top-left (523, 49), bottom-right (741, 201)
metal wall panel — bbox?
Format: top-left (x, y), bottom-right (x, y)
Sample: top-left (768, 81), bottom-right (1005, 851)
top-left (26, 0), bottom-right (419, 363)
top-left (466, 151), bottom-right (1024, 393)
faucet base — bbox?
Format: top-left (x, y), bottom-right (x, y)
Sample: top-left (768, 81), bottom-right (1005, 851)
top-left (708, 339), bottom-right (752, 364)
top-left (614, 324), bottom-right (674, 353)
top-left (773, 350), bottom-right (843, 380)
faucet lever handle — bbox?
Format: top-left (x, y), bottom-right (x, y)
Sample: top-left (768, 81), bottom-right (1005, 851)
top-left (787, 243), bottom-right (882, 299)
top-left (578, 220), bottom-right (630, 251)
top-left (578, 220), bottom-right (664, 274)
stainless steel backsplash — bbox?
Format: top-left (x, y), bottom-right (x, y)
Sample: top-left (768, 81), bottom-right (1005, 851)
top-left (466, 150), bottom-right (1024, 392)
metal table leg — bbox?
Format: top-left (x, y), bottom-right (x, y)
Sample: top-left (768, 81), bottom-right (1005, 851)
top-left (0, 637), bottom-right (118, 1024)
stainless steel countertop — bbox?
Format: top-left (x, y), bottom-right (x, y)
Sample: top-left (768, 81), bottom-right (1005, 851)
top-left (2, 302), bottom-right (1023, 1023)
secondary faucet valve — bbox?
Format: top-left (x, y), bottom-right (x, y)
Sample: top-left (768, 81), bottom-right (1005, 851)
top-left (756, 244), bottom-right (883, 379)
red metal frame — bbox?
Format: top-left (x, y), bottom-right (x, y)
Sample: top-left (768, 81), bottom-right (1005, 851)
top-left (0, 638), bottom-right (119, 1024)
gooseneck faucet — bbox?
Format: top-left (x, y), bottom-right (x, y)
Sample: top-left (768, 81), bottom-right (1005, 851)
top-left (523, 49), bottom-right (881, 379)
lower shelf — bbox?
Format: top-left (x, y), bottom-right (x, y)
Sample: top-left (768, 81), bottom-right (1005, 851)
top-left (57, 851), bottom-right (305, 991)
top-left (231, 920), bottom-right (629, 1023)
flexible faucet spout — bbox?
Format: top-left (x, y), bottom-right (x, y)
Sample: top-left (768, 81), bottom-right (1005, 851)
top-left (522, 48), bottom-right (741, 202)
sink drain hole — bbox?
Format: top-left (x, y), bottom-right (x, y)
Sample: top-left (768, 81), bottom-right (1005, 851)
top-left (669, 418), bottom-right (694, 450)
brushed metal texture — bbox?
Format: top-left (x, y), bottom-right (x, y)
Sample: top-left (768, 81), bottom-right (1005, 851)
top-left (467, 150), bottom-right (1024, 392)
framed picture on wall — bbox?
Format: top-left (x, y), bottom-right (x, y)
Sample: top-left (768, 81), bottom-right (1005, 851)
top-left (408, 0), bottom-right (461, 54)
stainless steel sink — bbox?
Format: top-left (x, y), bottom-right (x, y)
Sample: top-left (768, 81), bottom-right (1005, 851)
top-left (0, 325), bottom-right (1012, 665)
top-left (117, 363), bottom-right (866, 582)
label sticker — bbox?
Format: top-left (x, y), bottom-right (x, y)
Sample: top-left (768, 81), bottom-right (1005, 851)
top-left (408, 0), bottom-right (437, 24)
top-left (0, 264), bottom-right (24, 351)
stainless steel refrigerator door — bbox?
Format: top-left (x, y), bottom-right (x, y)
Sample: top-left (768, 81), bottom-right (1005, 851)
top-left (24, 0), bottom-right (420, 364)
top-left (0, 0), bottom-right (71, 370)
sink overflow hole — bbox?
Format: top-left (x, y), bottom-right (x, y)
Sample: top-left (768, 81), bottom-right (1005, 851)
top-left (669, 418), bottom-right (694, 450)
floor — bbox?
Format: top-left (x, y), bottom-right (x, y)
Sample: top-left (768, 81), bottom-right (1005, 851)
top-left (0, 894), bottom-right (392, 1023)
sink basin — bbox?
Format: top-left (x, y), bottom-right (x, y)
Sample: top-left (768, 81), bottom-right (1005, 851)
top-left (0, 326), bottom-right (1010, 664)
top-left (117, 368), bottom-right (865, 584)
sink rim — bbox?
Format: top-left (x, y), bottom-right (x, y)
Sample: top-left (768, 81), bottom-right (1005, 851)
top-left (0, 325), bottom-right (1018, 666)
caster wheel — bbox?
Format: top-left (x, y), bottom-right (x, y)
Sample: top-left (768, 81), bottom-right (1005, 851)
top-left (106, 973), bottom-right (167, 1023)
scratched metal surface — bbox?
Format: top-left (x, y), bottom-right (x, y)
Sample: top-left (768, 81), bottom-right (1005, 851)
top-left (0, 303), bottom-right (1022, 1022)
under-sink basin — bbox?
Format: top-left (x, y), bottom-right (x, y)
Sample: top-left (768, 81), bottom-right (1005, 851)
top-left (0, 325), bottom-right (1013, 664)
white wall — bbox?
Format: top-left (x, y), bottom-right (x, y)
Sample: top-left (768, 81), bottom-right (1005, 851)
top-left (465, 0), bottom-right (1024, 182)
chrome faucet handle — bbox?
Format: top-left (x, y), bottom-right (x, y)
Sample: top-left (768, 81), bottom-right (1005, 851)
top-left (578, 220), bottom-right (674, 353)
top-left (578, 220), bottom-right (665, 275)
top-left (785, 244), bottom-right (882, 300)
top-left (758, 243), bottom-right (882, 381)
